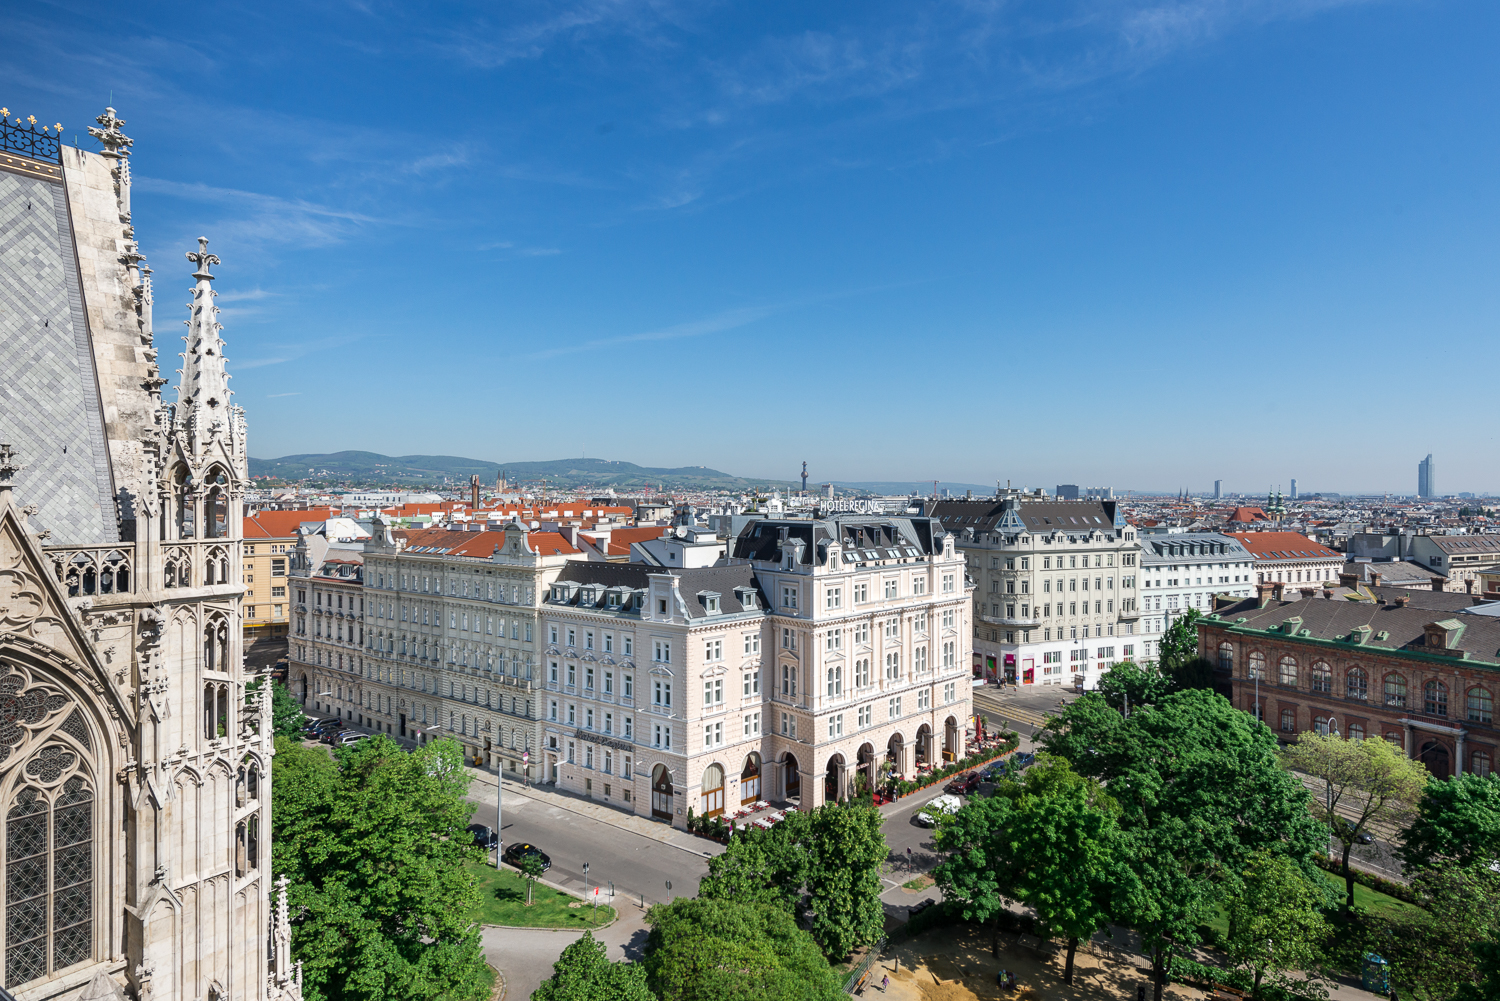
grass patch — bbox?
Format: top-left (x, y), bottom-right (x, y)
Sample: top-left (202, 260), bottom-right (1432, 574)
top-left (1204, 868), bottom-right (1422, 942)
top-left (467, 862), bottom-right (617, 929)
top-left (902, 874), bottom-right (935, 891)
top-left (1315, 869), bottom-right (1422, 921)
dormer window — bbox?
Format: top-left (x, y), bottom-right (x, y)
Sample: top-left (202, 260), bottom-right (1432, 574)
top-left (700, 591), bottom-right (722, 614)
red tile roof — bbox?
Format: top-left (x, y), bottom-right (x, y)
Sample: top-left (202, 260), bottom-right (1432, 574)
top-left (580, 525), bottom-right (668, 557)
top-left (1227, 507), bottom-right (1270, 523)
top-left (244, 508), bottom-right (339, 539)
top-left (393, 527), bottom-right (580, 558)
top-left (1224, 531), bottom-right (1340, 561)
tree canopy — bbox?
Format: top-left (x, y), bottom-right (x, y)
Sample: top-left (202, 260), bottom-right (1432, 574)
top-left (1096, 660), bottom-right (1168, 714)
top-left (1281, 731), bottom-right (1427, 911)
top-left (271, 735), bottom-right (490, 1001)
top-left (1399, 771), bottom-right (1500, 871)
top-left (644, 897), bottom-right (845, 1001)
top-left (935, 761), bottom-right (1128, 983)
top-left (698, 801), bottom-right (885, 960)
top-left (533, 932), bottom-right (654, 1001)
top-left (1222, 850), bottom-right (1328, 998)
top-left (1039, 688), bottom-right (1323, 999)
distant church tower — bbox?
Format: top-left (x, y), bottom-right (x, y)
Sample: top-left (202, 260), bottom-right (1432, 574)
top-left (0, 108), bottom-right (298, 999)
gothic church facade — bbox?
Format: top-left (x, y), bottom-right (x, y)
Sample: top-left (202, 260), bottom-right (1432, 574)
top-left (0, 110), bottom-right (297, 1000)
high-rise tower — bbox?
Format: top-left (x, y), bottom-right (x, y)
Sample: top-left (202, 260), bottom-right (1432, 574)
top-left (1418, 454), bottom-right (1436, 499)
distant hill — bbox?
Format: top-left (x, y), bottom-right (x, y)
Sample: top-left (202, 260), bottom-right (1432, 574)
top-left (248, 452), bottom-right (802, 492)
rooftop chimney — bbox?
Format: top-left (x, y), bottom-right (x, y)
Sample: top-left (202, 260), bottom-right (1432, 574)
top-left (1272, 582), bottom-right (1286, 601)
top-left (1257, 582), bottom-right (1276, 607)
top-left (1339, 571), bottom-right (1359, 590)
top-left (1369, 570), bottom-right (1382, 588)
top-left (1395, 594), bottom-right (1411, 608)
top-left (1432, 577), bottom-right (1446, 592)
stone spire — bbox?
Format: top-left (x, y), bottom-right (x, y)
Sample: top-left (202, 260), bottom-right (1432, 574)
top-left (177, 237), bottom-right (230, 414)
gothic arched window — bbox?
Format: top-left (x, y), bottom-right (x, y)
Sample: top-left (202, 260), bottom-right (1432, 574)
top-left (204, 470), bottom-right (229, 539)
top-left (173, 466), bottom-right (195, 540)
top-left (5, 764), bottom-right (93, 986)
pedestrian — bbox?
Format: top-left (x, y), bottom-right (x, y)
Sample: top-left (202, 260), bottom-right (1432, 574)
top-left (881, 974), bottom-right (889, 993)
top-left (1137, 982), bottom-right (1147, 1001)
top-left (906, 845), bottom-right (913, 868)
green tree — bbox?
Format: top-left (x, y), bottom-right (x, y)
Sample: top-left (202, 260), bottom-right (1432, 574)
top-left (1222, 851), bottom-right (1328, 998)
top-left (699, 814), bottom-right (810, 912)
top-left (801, 802), bottom-right (887, 961)
top-left (698, 802), bottom-right (885, 960)
top-left (931, 794), bottom-right (1020, 958)
top-left (1156, 608), bottom-right (1203, 680)
top-left (248, 678), bottom-right (307, 738)
top-left (644, 897), bottom-right (843, 1001)
top-left (1281, 732), bottom-right (1428, 912)
top-left (1097, 660), bottom-right (1168, 714)
top-left (532, 931), bottom-right (654, 1001)
top-left (516, 853), bottom-right (545, 905)
top-left (1399, 771), bottom-right (1500, 871)
top-left (1041, 689), bottom-right (1324, 1000)
top-left (1455, 934), bottom-right (1500, 1001)
top-left (935, 757), bottom-right (1126, 979)
top-left (1382, 866), bottom-right (1500, 1000)
top-left (271, 735), bottom-right (490, 1001)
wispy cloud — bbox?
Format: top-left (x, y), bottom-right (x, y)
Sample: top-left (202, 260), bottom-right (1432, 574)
top-left (479, 240), bottom-right (563, 256)
top-left (135, 177), bottom-right (381, 247)
top-left (267, 391), bottom-right (302, 397)
top-left (233, 333), bottom-right (363, 370)
top-left (216, 287), bottom-right (277, 302)
top-left (527, 302), bottom-right (781, 359)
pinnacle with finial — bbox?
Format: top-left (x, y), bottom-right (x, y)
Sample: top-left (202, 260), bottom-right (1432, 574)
top-left (87, 106), bottom-right (132, 159)
top-left (187, 237), bottom-right (219, 280)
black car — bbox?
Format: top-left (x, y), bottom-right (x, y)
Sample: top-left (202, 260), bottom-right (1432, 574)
top-left (501, 842), bottom-right (551, 872)
top-left (302, 719), bottom-right (342, 740)
top-left (467, 824), bottom-right (499, 850)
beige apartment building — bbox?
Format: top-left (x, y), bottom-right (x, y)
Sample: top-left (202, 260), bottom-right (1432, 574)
top-left (330, 521), bottom-right (582, 778)
top-left (538, 515), bottom-right (975, 828)
top-left (286, 527), bottom-right (368, 727)
top-left (927, 494), bottom-right (1142, 689)
top-left (241, 506), bottom-right (335, 665)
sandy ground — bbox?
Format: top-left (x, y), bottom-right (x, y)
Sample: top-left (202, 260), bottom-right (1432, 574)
top-left (853, 924), bottom-right (1208, 1001)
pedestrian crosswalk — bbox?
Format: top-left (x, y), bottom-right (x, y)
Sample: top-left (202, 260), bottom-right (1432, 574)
top-left (972, 691), bottom-right (1058, 731)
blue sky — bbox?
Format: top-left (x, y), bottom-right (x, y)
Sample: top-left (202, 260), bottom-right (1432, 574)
top-left (5, 0), bottom-right (1497, 494)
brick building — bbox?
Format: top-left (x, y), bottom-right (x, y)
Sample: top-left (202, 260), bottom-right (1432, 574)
top-left (1199, 588), bottom-right (1498, 779)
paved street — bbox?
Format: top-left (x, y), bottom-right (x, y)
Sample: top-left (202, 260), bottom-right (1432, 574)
top-left (464, 779), bottom-right (716, 910)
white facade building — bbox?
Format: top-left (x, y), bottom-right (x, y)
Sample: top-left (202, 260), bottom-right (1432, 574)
top-left (1137, 532), bottom-right (1255, 662)
top-left (535, 515), bottom-right (975, 826)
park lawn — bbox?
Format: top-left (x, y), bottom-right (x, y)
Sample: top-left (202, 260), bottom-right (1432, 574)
top-left (1315, 869), bottom-right (1424, 921)
top-left (466, 861), bottom-right (617, 929)
top-left (1204, 870), bottom-right (1421, 940)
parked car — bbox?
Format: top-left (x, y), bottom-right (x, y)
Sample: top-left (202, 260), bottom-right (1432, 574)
top-left (324, 729), bottom-right (362, 745)
top-left (467, 824), bottom-right (499, 850)
top-left (945, 772), bottom-right (981, 795)
top-left (303, 718), bottom-right (341, 737)
top-left (501, 842), bottom-right (551, 872)
top-left (335, 733), bottom-right (368, 748)
top-left (915, 794), bottom-right (964, 827)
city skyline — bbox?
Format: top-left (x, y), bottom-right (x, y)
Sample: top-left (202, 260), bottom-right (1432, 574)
top-left (3, 1), bottom-right (1497, 492)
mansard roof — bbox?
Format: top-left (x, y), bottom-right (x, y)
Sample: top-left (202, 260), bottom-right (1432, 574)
top-left (1207, 593), bottom-right (1500, 668)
